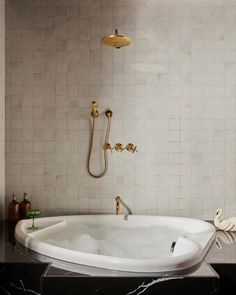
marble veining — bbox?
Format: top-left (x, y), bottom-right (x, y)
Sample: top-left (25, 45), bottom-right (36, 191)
top-left (126, 277), bottom-right (183, 295)
top-left (0, 260), bottom-right (48, 295)
top-left (0, 278), bottom-right (41, 295)
top-left (10, 279), bottom-right (40, 295)
top-left (0, 285), bottom-right (11, 295)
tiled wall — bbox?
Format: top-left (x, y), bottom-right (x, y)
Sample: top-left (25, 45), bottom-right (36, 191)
top-left (0, 0), bottom-right (5, 220)
top-left (5, 0), bottom-right (236, 219)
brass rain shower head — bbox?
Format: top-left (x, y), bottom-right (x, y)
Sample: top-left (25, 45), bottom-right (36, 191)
top-left (101, 29), bottom-right (132, 49)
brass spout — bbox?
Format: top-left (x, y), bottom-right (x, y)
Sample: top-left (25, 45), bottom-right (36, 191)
top-left (91, 101), bottom-right (99, 118)
top-left (115, 196), bottom-right (132, 217)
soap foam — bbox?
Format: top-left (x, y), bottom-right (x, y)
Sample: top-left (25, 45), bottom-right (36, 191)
top-left (44, 224), bottom-right (187, 259)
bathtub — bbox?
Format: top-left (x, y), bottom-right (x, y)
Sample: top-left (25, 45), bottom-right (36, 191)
top-left (15, 215), bottom-right (215, 273)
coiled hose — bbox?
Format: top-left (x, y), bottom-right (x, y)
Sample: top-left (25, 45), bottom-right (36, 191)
top-left (87, 114), bottom-right (112, 178)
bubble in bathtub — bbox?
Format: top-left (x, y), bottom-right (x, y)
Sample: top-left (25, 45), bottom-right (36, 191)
top-left (46, 238), bottom-right (69, 249)
top-left (97, 239), bottom-right (124, 257)
top-left (70, 234), bottom-right (98, 254)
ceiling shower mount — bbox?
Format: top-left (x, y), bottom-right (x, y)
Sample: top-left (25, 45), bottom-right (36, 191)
top-left (101, 29), bottom-right (132, 49)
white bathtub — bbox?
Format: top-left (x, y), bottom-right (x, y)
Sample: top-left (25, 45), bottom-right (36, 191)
top-left (15, 215), bottom-right (215, 273)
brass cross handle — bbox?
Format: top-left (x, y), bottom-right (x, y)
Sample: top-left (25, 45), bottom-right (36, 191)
top-left (125, 143), bottom-right (138, 153)
top-left (114, 143), bottom-right (125, 152)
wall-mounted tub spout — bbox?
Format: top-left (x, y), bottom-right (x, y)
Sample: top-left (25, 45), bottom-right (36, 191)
top-left (88, 101), bottom-right (113, 178)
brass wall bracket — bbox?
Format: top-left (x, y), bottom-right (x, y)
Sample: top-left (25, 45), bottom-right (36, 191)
top-left (91, 101), bottom-right (99, 118)
top-left (105, 110), bottom-right (113, 118)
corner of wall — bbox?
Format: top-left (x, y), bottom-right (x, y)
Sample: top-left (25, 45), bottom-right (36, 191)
top-left (0, 0), bottom-right (5, 220)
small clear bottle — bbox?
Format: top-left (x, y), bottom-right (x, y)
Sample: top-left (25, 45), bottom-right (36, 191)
top-left (20, 192), bottom-right (31, 219)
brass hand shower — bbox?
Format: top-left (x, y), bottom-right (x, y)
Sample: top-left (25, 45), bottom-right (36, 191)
top-left (88, 101), bottom-right (113, 178)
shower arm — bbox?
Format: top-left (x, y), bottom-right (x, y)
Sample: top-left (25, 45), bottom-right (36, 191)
top-left (87, 102), bottom-right (113, 178)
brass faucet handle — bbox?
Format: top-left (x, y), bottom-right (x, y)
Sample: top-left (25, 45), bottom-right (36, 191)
top-left (125, 143), bottom-right (138, 153)
top-left (125, 143), bottom-right (133, 152)
top-left (133, 146), bottom-right (138, 153)
top-left (115, 196), bottom-right (121, 215)
top-left (115, 196), bottom-right (121, 202)
top-left (104, 143), bottom-right (113, 152)
top-left (114, 143), bottom-right (124, 152)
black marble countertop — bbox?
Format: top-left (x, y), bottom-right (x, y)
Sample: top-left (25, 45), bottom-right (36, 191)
top-left (0, 220), bottom-right (235, 278)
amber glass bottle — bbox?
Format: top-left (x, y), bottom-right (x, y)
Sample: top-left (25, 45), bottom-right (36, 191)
top-left (20, 192), bottom-right (31, 219)
top-left (8, 193), bottom-right (20, 223)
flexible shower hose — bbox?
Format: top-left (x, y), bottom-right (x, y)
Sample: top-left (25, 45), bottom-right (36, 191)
top-left (87, 115), bottom-right (112, 178)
